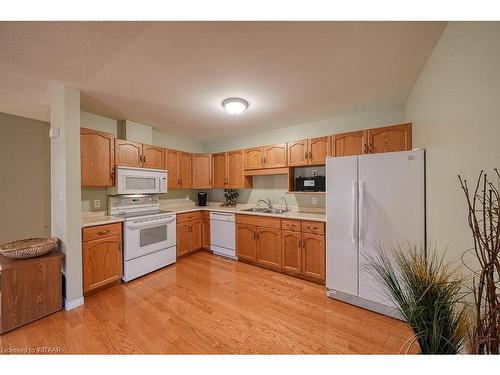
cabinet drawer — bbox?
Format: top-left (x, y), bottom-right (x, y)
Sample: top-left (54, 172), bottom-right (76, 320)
top-left (301, 220), bottom-right (325, 235)
top-left (236, 214), bottom-right (281, 229)
top-left (83, 223), bottom-right (122, 242)
top-left (281, 219), bottom-right (301, 232)
top-left (177, 211), bottom-right (202, 223)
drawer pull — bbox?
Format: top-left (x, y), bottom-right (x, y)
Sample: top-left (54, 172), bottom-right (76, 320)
top-left (97, 230), bottom-right (110, 235)
top-left (308, 226), bottom-right (317, 230)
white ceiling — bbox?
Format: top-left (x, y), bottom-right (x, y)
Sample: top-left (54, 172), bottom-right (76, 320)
top-left (0, 21), bottom-right (446, 142)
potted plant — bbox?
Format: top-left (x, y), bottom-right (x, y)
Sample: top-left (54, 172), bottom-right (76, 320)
top-left (365, 243), bottom-right (470, 354)
top-left (220, 188), bottom-right (239, 208)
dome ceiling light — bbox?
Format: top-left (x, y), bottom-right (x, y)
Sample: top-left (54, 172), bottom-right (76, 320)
top-left (222, 98), bottom-right (249, 115)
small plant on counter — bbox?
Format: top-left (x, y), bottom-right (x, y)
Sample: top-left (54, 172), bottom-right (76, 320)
top-left (365, 243), bottom-right (470, 354)
top-left (221, 189), bottom-right (239, 208)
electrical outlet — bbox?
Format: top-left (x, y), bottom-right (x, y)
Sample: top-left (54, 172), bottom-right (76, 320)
top-left (312, 169), bottom-right (318, 177)
top-left (312, 197), bottom-right (318, 205)
top-left (93, 200), bottom-right (101, 209)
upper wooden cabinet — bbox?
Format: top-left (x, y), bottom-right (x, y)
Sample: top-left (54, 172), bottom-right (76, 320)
top-left (115, 140), bottom-right (165, 169)
top-left (244, 144), bottom-right (287, 170)
top-left (192, 153), bottom-right (212, 189)
top-left (287, 137), bottom-right (330, 166)
top-left (165, 149), bottom-right (192, 189)
top-left (331, 130), bottom-right (366, 157)
top-left (367, 123), bottom-right (412, 154)
top-left (142, 145), bottom-right (165, 169)
top-left (80, 128), bottom-right (115, 187)
top-left (212, 150), bottom-right (252, 189)
top-left (115, 139), bottom-right (142, 168)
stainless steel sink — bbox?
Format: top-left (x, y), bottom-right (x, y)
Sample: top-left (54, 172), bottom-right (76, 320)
top-left (263, 208), bottom-right (287, 214)
top-left (240, 207), bottom-right (268, 212)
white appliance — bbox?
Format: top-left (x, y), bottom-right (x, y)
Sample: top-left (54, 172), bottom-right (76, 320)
top-left (108, 166), bottom-right (167, 195)
top-left (326, 149), bottom-right (425, 318)
top-left (210, 212), bottom-right (236, 259)
top-left (109, 196), bottom-right (176, 282)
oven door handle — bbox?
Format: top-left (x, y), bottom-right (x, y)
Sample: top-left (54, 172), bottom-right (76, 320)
top-left (126, 217), bottom-right (176, 230)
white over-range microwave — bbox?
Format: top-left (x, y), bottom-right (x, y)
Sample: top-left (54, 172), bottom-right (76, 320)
top-left (108, 166), bottom-right (167, 195)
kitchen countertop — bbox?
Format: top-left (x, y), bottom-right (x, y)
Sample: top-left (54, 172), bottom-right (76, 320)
top-left (160, 202), bottom-right (326, 222)
top-left (82, 215), bottom-right (124, 228)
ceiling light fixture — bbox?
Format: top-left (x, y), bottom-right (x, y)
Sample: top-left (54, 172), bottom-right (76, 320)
top-left (222, 98), bottom-right (249, 115)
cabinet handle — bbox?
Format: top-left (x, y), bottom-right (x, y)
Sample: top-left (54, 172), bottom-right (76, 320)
top-left (304, 152), bottom-right (308, 159)
top-left (309, 151), bottom-right (312, 159)
top-left (298, 240), bottom-right (302, 248)
top-left (263, 156), bottom-right (267, 164)
top-left (369, 143), bottom-right (373, 153)
top-left (363, 144), bottom-right (368, 153)
top-left (308, 226), bottom-right (317, 230)
top-left (97, 230), bottom-right (110, 235)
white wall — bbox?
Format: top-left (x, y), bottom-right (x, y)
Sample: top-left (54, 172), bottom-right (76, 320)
top-left (0, 112), bottom-right (51, 242)
top-left (405, 22), bottom-right (500, 260)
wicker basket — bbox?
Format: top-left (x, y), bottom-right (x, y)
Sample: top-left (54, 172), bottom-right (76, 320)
top-left (0, 238), bottom-right (58, 259)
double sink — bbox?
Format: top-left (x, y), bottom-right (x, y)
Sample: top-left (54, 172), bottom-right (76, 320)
top-left (240, 207), bottom-right (287, 214)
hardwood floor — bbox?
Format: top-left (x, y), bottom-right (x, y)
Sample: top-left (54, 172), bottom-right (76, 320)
top-left (0, 251), bottom-right (417, 354)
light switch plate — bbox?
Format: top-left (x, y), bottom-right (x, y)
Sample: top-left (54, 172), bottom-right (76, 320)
top-left (93, 200), bottom-right (101, 209)
top-left (312, 197), bottom-right (318, 205)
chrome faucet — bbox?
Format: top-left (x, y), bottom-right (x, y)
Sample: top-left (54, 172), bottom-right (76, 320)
top-left (281, 196), bottom-right (289, 212)
top-left (257, 198), bottom-right (273, 210)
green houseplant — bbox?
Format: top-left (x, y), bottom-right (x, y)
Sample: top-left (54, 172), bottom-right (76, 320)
top-left (220, 188), bottom-right (239, 207)
top-left (365, 244), bottom-right (469, 354)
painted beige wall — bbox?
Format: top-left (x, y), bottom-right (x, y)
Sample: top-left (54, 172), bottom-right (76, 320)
top-left (80, 111), bottom-right (118, 136)
top-left (405, 22), bottom-right (500, 260)
top-left (0, 112), bottom-right (51, 243)
top-left (205, 105), bottom-right (405, 153)
top-left (152, 129), bottom-right (205, 153)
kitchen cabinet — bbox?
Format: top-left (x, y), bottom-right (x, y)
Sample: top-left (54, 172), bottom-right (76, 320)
top-left (286, 137), bottom-right (329, 166)
top-left (142, 144), bottom-right (165, 169)
top-left (244, 143), bottom-right (287, 170)
top-left (115, 140), bottom-right (166, 169)
top-left (192, 153), bottom-right (212, 189)
top-left (367, 123), bottom-right (412, 154)
top-left (211, 150), bottom-right (252, 189)
top-left (301, 233), bottom-right (325, 280)
top-left (202, 211), bottom-right (210, 251)
top-left (115, 139), bottom-right (143, 168)
top-left (281, 230), bottom-right (302, 274)
top-left (165, 149), bottom-right (192, 189)
top-left (80, 128), bottom-right (115, 187)
top-left (82, 223), bottom-right (122, 295)
top-left (176, 212), bottom-right (202, 256)
top-left (256, 227), bottom-right (282, 268)
top-left (236, 224), bottom-right (258, 261)
top-left (331, 130), bottom-right (366, 157)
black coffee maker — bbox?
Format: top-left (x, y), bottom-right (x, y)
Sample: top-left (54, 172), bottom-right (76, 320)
top-left (197, 192), bottom-right (207, 206)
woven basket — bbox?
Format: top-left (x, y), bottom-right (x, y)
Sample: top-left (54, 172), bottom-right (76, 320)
top-left (0, 238), bottom-right (58, 259)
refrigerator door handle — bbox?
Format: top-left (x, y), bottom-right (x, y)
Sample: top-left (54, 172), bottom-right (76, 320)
top-left (351, 181), bottom-right (357, 245)
top-left (359, 181), bottom-right (365, 247)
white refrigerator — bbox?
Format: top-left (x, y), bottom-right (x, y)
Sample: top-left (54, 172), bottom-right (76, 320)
top-left (326, 149), bottom-right (425, 319)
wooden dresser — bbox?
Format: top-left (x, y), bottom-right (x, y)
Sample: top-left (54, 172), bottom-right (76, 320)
top-left (0, 250), bottom-right (63, 334)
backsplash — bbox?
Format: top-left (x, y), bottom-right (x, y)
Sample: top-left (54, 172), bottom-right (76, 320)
top-left (208, 175), bottom-right (326, 208)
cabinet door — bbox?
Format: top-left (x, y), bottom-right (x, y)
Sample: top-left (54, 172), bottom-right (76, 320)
top-left (228, 150), bottom-right (250, 189)
top-left (282, 230), bottom-right (302, 274)
top-left (287, 140), bottom-right (308, 167)
top-left (367, 123), bottom-right (412, 154)
top-left (236, 224), bottom-right (257, 261)
top-left (165, 149), bottom-right (179, 189)
top-left (212, 152), bottom-right (227, 189)
top-left (82, 236), bottom-right (122, 294)
top-left (308, 137), bottom-right (330, 165)
top-left (142, 144), bottom-right (165, 169)
top-left (256, 227), bottom-right (282, 268)
top-left (192, 153), bottom-right (212, 189)
top-left (263, 143), bottom-right (287, 168)
top-left (244, 147), bottom-right (263, 170)
top-left (331, 131), bottom-right (366, 157)
top-left (80, 128), bottom-right (115, 187)
top-left (202, 218), bottom-right (210, 250)
top-left (176, 222), bottom-right (191, 256)
top-left (179, 151), bottom-right (192, 189)
top-left (191, 219), bottom-right (202, 252)
top-left (301, 233), bottom-right (325, 281)
top-left (115, 139), bottom-right (143, 167)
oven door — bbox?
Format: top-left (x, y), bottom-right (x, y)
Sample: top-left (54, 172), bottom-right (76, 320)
top-left (124, 215), bottom-right (176, 261)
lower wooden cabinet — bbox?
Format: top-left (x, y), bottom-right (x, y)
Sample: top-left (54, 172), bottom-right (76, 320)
top-left (82, 223), bottom-right (122, 295)
top-left (176, 212), bottom-right (203, 256)
top-left (236, 215), bottom-right (325, 283)
top-left (202, 214), bottom-right (211, 251)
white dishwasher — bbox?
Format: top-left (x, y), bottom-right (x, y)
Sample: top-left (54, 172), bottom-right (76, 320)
top-left (210, 212), bottom-right (237, 260)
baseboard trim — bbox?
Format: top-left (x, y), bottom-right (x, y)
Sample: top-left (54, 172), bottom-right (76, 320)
top-left (64, 296), bottom-right (84, 311)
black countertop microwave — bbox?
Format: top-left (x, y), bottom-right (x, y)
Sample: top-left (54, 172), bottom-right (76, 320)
top-left (294, 176), bottom-right (326, 192)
